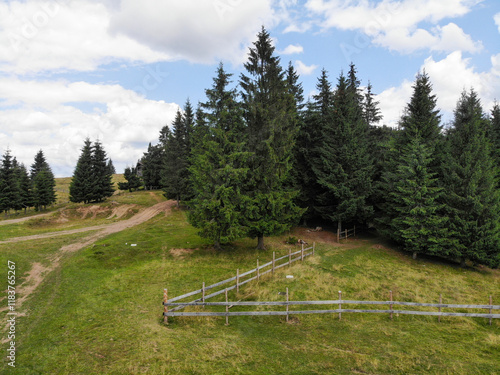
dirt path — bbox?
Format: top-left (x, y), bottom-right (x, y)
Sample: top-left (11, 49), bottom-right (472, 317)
top-left (0, 200), bottom-right (175, 325)
top-left (0, 201), bottom-right (173, 244)
top-left (0, 210), bottom-right (58, 226)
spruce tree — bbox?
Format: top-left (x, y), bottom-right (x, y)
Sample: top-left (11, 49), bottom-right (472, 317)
top-left (444, 89), bottom-right (500, 267)
top-left (363, 81), bottom-right (383, 127)
top-left (297, 69), bottom-right (334, 223)
top-left (378, 71), bottom-right (443, 239)
top-left (162, 109), bottom-right (190, 207)
top-left (107, 159), bottom-right (116, 175)
top-left (141, 143), bottom-right (164, 190)
top-left (30, 150), bottom-right (56, 210)
top-left (17, 163), bottom-right (34, 213)
top-left (240, 27), bottom-right (303, 249)
top-left (0, 149), bottom-right (21, 215)
top-left (188, 63), bottom-right (249, 249)
top-left (91, 140), bottom-right (114, 202)
top-left (389, 140), bottom-right (449, 259)
top-left (313, 70), bottom-right (373, 232)
top-left (490, 102), bottom-right (500, 170)
top-left (69, 138), bottom-right (94, 204)
top-left (399, 71), bottom-right (442, 152)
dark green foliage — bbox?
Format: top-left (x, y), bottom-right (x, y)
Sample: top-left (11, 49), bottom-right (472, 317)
top-left (17, 163), bottom-right (34, 212)
top-left (363, 81), bottom-right (383, 127)
top-left (0, 150), bottom-right (21, 214)
top-left (240, 27), bottom-right (303, 249)
top-left (313, 70), bottom-right (373, 232)
top-left (120, 167), bottom-right (142, 192)
top-left (490, 102), bottom-right (500, 166)
top-left (30, 150), bottom-right (56, 210)
top-left (91, 140), bottom-right (114, 202)
top-left (188, 63), bottom-right (249, 249)
top-left (399, 71), bottom-right (442, 151)
top-left (296, 69), bottom-right (334, 223)
top-left (141, 143), bottom-right (164, 190)
top-left (378, 71), bottom-right (443, 241)
top-left (161, 110), bottom-right (190, 207)
top-left (388, 140), bottom-right (449, 259)
top-left (70, 139), bottom-right (94, 204)
top-left (70, 139), bottom-right (114, 204)
top-left (107, 159), bottom-right (116, 175)
top-left (443, 89), bottom-right (500, 267)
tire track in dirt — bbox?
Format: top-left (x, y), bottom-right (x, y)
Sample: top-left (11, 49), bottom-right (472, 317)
top-left (0, 200), bottom-right (175, 325)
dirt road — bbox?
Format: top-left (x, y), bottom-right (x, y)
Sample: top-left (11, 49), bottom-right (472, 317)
top-left (0, 200), bottom-right (175, 321)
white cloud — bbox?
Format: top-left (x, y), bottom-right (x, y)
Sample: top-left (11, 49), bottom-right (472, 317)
top-left (0, 78), bottom-right (179, 176)
top-left (109, 0), bottom-right (277, 65)
top-left (0, 1), bottom-right (171, 74)
top-left (495, 12), bottom-right (500, 33)
top-left (306, 0), bottom-right (482, 54)
top-left (378, 51), bottom-right (500, 127)
top-left (295, 60), bottom-right (318, 75)
top-left (0, 0), bottom-right (281, 74)
top-left (281, 44), bottom-right (304, 55)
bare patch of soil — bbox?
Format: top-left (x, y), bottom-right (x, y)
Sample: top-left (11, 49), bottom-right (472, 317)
top-left (106, 204), bottom-right (137, 220)
top-left (169, 248), bottom-right (195, 259)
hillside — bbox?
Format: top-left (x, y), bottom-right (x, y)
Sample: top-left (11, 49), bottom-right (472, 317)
top-left (0, 187), bottom-right (498, 374)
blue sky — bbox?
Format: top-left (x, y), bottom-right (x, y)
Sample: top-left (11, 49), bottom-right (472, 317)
top-left (1, 0), bottom-right (499, 177)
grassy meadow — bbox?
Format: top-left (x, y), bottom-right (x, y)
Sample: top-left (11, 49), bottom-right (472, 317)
top-left (1, 185), bottom-right (499, 374)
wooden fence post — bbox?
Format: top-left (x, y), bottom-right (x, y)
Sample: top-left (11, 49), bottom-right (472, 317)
top-left (236, 269), bottom-right (239, 293)
top-left (490, 295), bottom-right (493, 326)
top-left (389, 290), bottom-right (393, 320)
top-left (339, 291), bottom-right (342, 321)
top-left (272, 251), bottom-right (275, 275)
top-left (345, 229), bottom-right (348, 240)
top-left (337, 228), bottom-right (340, 242)
top-left (202, 282), bottom-right (205, 304)
top-left (289, 248), bottom-right (292, 267)
top-left (439, 294), bottom-right (442, 323)
top-left (286, 287), bottom-right (289, 323)
top-left (225, 288), bottom-right (229, 326)
top-left (163, 289), bottom-right (168, 324)
top-left (301, 243), bottom-right (304, 261)
top-left (313, 242), bottom-right (315, 256)
top-left (257, 259), bottom-right (260, 282)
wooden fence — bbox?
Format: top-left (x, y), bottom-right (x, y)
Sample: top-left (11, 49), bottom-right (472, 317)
top-left (164, 290), bottom-right (499, 326)
top-left (163, 244), bottom-right (316, 323)
top-left (337, 226), bottom-right (355, 242)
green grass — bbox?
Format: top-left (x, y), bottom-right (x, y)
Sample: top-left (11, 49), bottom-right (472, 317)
top-left (1, 196), bottom-right (499, 374)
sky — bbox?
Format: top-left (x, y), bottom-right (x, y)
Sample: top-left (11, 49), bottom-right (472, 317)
top-left (1, 0), bottom-right (499, 177)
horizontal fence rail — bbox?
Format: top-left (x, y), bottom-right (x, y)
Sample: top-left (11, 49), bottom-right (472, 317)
top-left (164, 294), bottom-right (499, 325)
top-left (337, 226), bottom-right (355, 241)
top-left (163, 244), bottom-right (316, 322)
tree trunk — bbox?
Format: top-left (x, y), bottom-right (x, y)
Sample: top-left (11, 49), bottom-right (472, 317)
top-left (412, 251), bottom-right (418, 260)
top-left (214, 240), bottom-right (221, 251)
top-left (176, 196), bottom-right (180, 209)
top-left (337, 219), bottom-right (342, 236)
top-left (257, 236), bottom-right (265, 250)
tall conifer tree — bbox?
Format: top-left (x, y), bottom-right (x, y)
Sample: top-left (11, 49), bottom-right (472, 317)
top-left (443, 89), bottom-right (500, 267)
top-left (30, 150), bottom-right (56, 210)
top-left (189, 63), bottom-right (249, 249)
top-left (240, 27), bottom-right (303, 249)
top-left (313, 70), bottom-right (373, 232)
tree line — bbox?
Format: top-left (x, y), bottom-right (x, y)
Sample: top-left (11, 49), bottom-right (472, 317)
top-left (108, 28), bottom-right (500, 267)
top-left (0, 149), bottom-right (57, 214)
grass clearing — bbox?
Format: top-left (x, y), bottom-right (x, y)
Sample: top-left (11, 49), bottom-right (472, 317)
top-left (1, 192), bottom-right (499, 374)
